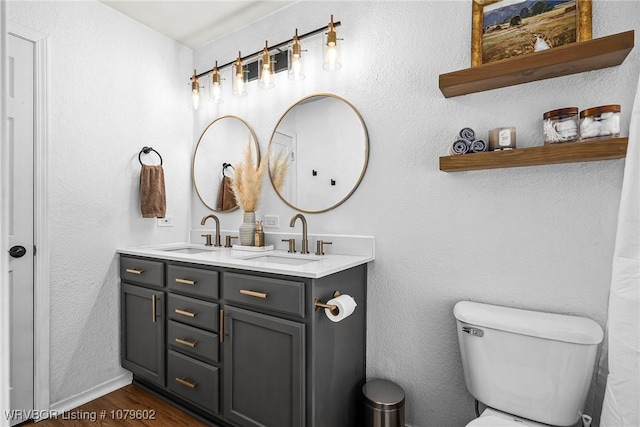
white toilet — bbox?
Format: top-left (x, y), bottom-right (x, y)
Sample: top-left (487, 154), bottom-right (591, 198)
top-left (454, 301), bottom-right (604, 427)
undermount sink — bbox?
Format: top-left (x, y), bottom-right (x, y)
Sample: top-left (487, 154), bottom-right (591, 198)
top-left (246, 255), bottom-right (320, 266)
top-left (159, 246), bottom-right (223, 254)
top-left (163, 247), bottom-right (209, 254)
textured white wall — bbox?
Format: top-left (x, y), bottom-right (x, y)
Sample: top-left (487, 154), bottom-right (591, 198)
top-left (7, 1), bottom-right (193, 404)
top-left (192, 2), bottom-right (640, 426)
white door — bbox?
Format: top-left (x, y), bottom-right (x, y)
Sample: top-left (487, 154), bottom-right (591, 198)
top-left (7, 33), bottom-right (35, 425)
top-left (271, 131), bottom-right (297, 205)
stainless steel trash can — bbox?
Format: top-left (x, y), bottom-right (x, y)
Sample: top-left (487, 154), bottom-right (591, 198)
top-left (363, 379), bottom-right (405, 427)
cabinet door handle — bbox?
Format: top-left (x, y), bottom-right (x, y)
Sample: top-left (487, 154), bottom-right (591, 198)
top-left (175, 278), bottom-right (196, 285)
top-left (175, 338), bottom-right (197, 348)
top-left (175, 377), bottom-right (197, 389)
top-left (151, 294), bottom-right (157, 323)
top-left (240, 289), bottom-right (268, 299)
top-left (126, 268), bottom-right (144, 275)
top-left (174, 308), bottom-right (196, 318)
top-left (220, 310), bottom-right (225, 343)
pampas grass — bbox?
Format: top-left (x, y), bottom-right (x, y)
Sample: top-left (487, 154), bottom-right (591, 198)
top-left (230, 142), bottom-right (267, 212)
top-left (269, 148), bottom-right (290, 193)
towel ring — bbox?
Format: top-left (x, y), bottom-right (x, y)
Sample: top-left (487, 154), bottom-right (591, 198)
top-left (139, 146), bottom-right (163, 166)
top-left (222, 162), bottom-right (234, 177)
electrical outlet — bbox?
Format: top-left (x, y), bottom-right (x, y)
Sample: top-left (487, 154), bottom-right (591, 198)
top-left (264, 215), bottom-right (279, 228)
top-left (157, 216), bottom-right (174, 227)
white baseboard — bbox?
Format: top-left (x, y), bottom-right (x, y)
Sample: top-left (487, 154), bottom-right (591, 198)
top-left (50, 372), bottom-right (132, 415)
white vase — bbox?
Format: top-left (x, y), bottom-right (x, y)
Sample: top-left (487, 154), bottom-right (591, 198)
top-left (239, 211), bottom-right (256, 246)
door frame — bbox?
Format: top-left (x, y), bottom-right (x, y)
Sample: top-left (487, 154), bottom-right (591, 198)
top-left (4, 21), bottom-right (50, 417)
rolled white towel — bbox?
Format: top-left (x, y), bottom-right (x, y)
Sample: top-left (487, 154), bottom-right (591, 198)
top-left (470, 139), bottom-right (487, 152)
top-left (449, 139), bottom-right (470, 155)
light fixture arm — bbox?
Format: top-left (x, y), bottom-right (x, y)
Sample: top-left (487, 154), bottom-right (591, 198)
top-left (191, 20), bottom-right (341, 80)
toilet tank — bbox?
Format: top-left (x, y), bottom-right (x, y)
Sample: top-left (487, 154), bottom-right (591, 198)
top-left (454, 301), bottom-right (603, 426)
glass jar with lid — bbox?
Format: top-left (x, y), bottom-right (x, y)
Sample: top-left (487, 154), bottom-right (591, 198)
top-left (579, 104), bottom-right (621, 140)
top-left (543, 107), bottom-right (579, 144)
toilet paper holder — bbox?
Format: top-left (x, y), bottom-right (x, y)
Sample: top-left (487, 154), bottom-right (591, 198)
top-left (314, 291), bottom-right (342, 316)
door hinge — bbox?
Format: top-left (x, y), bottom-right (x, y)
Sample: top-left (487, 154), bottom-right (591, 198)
top-left (33, 245), bottom-right (36, 256)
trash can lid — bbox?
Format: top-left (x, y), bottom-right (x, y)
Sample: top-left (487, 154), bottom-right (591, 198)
top-left (363, 379), bottom-right (405, 410)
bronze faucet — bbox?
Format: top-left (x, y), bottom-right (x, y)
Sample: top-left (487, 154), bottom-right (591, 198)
top-left (200, 214), bottom-right (222, 247)
top-left (289, 214), bottom-right (309, 254)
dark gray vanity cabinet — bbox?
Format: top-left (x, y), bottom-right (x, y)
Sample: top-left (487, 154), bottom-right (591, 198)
top-left (119, 254), bottom-right (367, 427)
top-left (120, 256), bottom-right (166, 388)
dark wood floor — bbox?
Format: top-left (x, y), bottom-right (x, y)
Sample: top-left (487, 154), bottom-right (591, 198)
top-left (20, 384), bottom-right (211, 426)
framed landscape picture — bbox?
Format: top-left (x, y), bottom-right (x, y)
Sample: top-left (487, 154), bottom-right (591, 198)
top-left (471, 0), bottom-right (592, 66)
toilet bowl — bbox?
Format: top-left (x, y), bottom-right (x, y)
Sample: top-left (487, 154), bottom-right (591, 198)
top-left (466, 408), bottom-right (550, 427)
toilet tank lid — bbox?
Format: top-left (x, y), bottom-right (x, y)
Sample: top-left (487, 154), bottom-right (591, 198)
top-left (454, 301), bottom-right (603, 345)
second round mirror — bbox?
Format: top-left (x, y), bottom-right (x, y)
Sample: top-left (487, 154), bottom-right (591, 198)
top-left (268, 94), bottom-right (369, 213)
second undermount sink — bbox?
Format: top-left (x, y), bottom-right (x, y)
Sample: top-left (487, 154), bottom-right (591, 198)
top-left (245, 254), bottom-right (320, 266)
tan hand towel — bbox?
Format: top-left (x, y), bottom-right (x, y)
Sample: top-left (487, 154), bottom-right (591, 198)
top-left (217, 175), bottom-right (238, 211)
top-left (140, 164), bottom-right (166, 218)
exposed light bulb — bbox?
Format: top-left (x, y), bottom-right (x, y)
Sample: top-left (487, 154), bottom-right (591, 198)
top-left (189, 70), bottom-right (201, 110)
top-left (288, 29), bottom-right (305, 81)
top-left (232, 52), bottom-right (247, 97)
top-left (323, 15), bottom-right (341, 71)
top-left (209, 61), bottom-right (223, 104)
top-left (259, 41), bottom-right (275, 89)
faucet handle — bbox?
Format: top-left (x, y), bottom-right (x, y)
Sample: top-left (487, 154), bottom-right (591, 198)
top-left (315, 240), bottom-right (332, 256)
top-left (225, 235), bottom-right (238, 248)
top-left (201, 234), bottom-right (213, 247)
top-left (282, 238), bottom-right (296, 253)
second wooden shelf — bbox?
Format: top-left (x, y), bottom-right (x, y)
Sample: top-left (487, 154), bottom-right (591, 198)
top-left (439, 138), bottom-right (628, 172)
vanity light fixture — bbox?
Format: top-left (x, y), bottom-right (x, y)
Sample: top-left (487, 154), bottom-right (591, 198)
top-left (288, 29), bottom-right (305, 80)
top-left (232, 52), bottom-right (248, 97)
top-left (259, 41), bottom-right (276, 89)
top-left (188, 16), bottom-right (341, 100)
top-left (190, 70), bottom-right (202, 110)
top-left (209, 61), bottom-right (223, 104)
top-left (323, 15), bottom-right (341, 71)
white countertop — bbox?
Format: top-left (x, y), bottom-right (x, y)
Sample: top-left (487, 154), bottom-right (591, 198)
top-left (117, 242), bottom-right (374, 279)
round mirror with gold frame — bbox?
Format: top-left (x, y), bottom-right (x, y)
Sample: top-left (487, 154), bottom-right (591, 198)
top-left (193, 115), bottom-right (259, 212)
top-left (268, 94), bottom-right (369, 213)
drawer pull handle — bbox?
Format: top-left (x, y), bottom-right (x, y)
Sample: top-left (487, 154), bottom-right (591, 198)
top-left (240, 289), bottom-right (268, 299)
top-left (175, 278), bottom-right (196, 285)
top-left (175, 377), bottom-right (197, 389)
top-left (126, 268), bottom-right (144, 275)
top-left (175, 309), bottom-right (197, 318)
top-left (175, 338), bottom-right (197, 348)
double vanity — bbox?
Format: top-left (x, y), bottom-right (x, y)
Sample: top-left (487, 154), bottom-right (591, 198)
top-left (120, 93), bottom-right (372, 426)
top-left (118, 238), bottom-right (373, 427)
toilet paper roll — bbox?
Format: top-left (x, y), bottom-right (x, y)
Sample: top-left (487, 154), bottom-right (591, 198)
top-left (325, 294), bottom-right (357, 322)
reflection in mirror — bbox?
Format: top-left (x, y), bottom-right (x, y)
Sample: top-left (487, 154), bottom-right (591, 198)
top-left (193, 116), bottom-right (259, 212)
top-left (269, 94), bottom-right (369, 213)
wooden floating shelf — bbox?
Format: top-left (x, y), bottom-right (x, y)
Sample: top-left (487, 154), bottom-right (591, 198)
top-left (439, 138), bottom-right (628, 172)
top-left (439, 30), bottom-right (634, 98)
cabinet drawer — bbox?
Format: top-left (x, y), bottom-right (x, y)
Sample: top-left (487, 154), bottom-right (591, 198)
top-left (224, 273), bottom-right (305, 317)
top-left (168, 265), bottom-right (219, 299)
top-left (120, 256), bottom-right (164, 288)
top-left (168, 350), bottom-right (219, 414)
top-left (168, 293), bottom-right (219, 332)
top-left (168, 320), bottom-right (219, 364)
